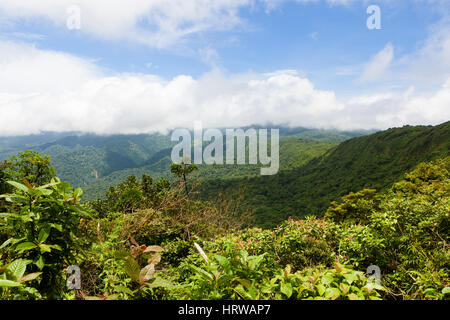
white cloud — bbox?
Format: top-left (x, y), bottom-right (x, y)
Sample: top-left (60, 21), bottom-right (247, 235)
top-left (399, 22), bottom-right (450, 86)
top-left (0, 0), bottom-right (250, 48)
top-left (358, 43), bottom-right (394, 84)
top-left (0, 41), bottom-right (101, 94)
top-left (0, 41), bottom-right (448, 136)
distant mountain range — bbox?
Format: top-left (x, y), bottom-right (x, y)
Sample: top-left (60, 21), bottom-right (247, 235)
top-left (0, 127), bottom-right (374, 200)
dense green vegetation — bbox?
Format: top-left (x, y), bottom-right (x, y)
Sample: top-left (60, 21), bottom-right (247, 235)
top-left (0, 152), bottom-right (448, 300)
top-left (0, 123), bottom-right (448, 300)
top-left (200, 122), bottom-right (450, 228)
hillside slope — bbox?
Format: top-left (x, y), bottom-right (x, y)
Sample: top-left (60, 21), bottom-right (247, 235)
top-left (200, 121), bottom-right (450, 228)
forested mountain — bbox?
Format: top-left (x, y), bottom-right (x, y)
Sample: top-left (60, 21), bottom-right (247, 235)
top-left (0, 127), bottom-right (373, 200)
top-left (199, 122), bottom-right (450, 227)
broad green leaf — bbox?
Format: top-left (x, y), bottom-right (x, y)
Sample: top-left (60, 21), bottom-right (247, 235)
top-left (147, 277), bottom-right (172, 289)
top-left (316, 284), bottom-right (326, 296)
top-left (442, 287), bottom-right (450, 295)
top-left (0, 279), bottom-right (22, 287)
top-left (325, 287), bottom-right (340, 300)
top-left (84, 296), bottom-right (102, 300)
top-left (234, 285), bottom-right (253, 300)
top-left (280, 282), bottom-right (293, 298)
top-left (340, 283), bottom-right (350, 295)
top-left (343, 273), bottom-right (357, 285)
top-left (0, 213), bottom-right (22, 220)
top-left (347, 293), bottom-right (360, 300)
top-left (7, 181), bottom-right (30, 193)
top-left (49, 244), bottom-right (62, 251)
top-left (35, 256), bottom-right (45, 270)
top-left (188, 265), bottom-right (214, 282)
top-left (237, 278), bottom-right (252, 289)
top-left (123, 257), bottom-right (141, 283)
top-left (38, 243), bottom-right (51, 253)
top-left (0, 238), bottom-right (13, 250)
top-left (37, 182), bottom-right (60, 190)
top-left (16, 242), bottom-right (38, 251)
top-left (38, 227), bottom-right (50, 243)
top-left (7, 259), bottom-right (29, 280)
top-left (113, 285), bottom-right (133, 295)
top-left (247, 254), bottom-right (265, 271)
top-left (214, 254), bottom-right (230, 268)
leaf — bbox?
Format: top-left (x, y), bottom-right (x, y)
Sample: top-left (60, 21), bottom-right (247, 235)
top-left (147, 254), bottom-right (161, 266)
top-left (347, 293), bottom-right (360, 300)
top-left (35, 256), bottom-right (45, 270)
top-left (49, 244), bottom-right (62, 251)
top-left (442, 287), bottom-right (450, 295)
top-left (7, 259), bottom-right (29, 280)
top-left (35, 189), bottom-right (52, 196)
top-left (123, 257), bottom-right (141, 283)
top-left (38, 243), bottom-right (51, 253)
top-left (49, 223), bottom-right (63, 232)
top-left (18, 272), bottom-right (42, 283)
top-left (280, 282), bottom-right (293, 298)
top-left (0, 213), bottom-right (22, 220)
top-left (325, 287), bottom-right (341, 300)
top-left (214, 254), bottom-right (230, 268)
top-left (7, 181), bottom-right (30, 193)
top-left (38, 227), bottom-right (50, 243)
top-left (247, 254), bottom-right (265, 271)
top-left (113, 250), bottom-right (132, 260)
top-left (37, 181), bottom-right (60, 190)
top-left (143, 245), bottom-right (164, 253)
top-left (15, 242), bottom-right (38, 251)
top-left (0, 279), bottom-right (22, 287)
top-left (340, 283), bottom-right (350, 295)
top-left (147, 277), bottom-right (172, 289)
top-left (113, 285), bottom-right (133, 295)
top-left (0, 238), bottom-right (13, 250)
top-left (236, 278), bottom-right (252, 289)
top-left (188, 265), bottom-right (214, 282)
top-left (139, 264), bottom-right (155, 283)
top-left (343, 273), bottom-right (357, 285)
top-left (316, 284), bottom-right (326, 296)
top-left (84, 296), bottom-right (102, 300)
top-left (234, 285), bottom-right (253, 300)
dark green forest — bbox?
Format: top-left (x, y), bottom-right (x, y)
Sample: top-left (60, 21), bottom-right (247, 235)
top-left (199, 122), bottom-right (450, 228)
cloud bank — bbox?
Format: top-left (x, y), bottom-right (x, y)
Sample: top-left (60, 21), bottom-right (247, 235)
top-left (0, 41), bottom-right (448, 136)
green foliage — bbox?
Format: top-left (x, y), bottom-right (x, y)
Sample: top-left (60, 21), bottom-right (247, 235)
top-left (325, 189), bottom-right (382, 224)
top-left (90, 174), bottom-right (171, 217)
top-left (5, 150), bottom-right (55, 186)
top-left (0, 177), bottom-right (88, 299)
top-left (0, 145), bottom-right (449, 300)
top-left (201, 122), bottom-right (450, 228)
top-left (0, 259), bottom-right (43, 299)
top-left (168, 241), bottom-right (383, 300)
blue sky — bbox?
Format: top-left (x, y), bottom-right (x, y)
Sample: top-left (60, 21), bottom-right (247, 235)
top-left (0, 0), bottom-right (449, 135)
